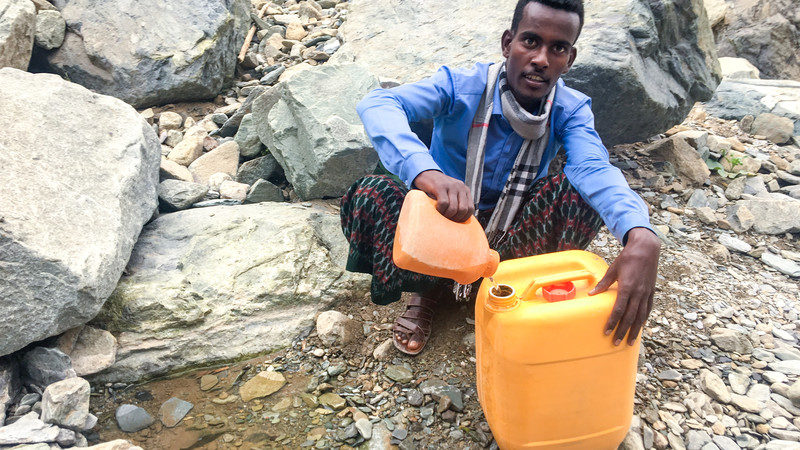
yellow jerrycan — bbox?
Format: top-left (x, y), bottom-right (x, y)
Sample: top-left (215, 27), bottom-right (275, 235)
top-left (393, 189), bottom-right (500, 284)
top-left (475, 250), bottom-right (639, 450)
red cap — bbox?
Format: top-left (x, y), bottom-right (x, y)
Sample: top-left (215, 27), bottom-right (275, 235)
top-left (542, 282), bottom-right (576, 302)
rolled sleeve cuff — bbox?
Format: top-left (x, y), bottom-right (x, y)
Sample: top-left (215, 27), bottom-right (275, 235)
top-left (613, 215), bottom-right (655, 246)
top-left (401, 152), bottom-right (441, 188)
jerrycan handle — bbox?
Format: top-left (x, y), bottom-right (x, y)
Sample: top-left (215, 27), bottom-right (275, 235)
top-left (518, 270), bottom-right (596, 302)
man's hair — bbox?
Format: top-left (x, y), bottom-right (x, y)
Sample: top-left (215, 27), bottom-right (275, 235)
top-left (510, 0), bottom-right (585, 39)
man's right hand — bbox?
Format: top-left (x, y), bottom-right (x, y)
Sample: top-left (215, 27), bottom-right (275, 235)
top-left (412, 170), bottom-right (474, 222)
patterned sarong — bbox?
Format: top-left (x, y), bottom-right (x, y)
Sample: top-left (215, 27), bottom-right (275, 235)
top-left (340, 173), bottom-right (604, 305)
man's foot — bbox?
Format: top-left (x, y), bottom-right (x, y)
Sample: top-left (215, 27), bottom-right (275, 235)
top-left (393, 294), bottom-right (437, 356)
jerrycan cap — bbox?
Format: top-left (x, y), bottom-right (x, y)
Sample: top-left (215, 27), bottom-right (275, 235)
top-left (542, 282), bottom-right (576, 302)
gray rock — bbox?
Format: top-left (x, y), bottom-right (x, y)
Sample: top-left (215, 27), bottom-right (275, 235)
top-left (718, 234), bottom-right (752, 253)
top-left (718, 56), bottom-right (760, 79)
top-left (245, 179), bottom-right (285, 203)
top-left (726, 203), bottom-right (755, 233)
top-left (46, 0), bottom-right (250, 108)
top-left (158, 397), bottom-right (193, 427)
top-left (0, 0), bottom-right (35, 70)
top-left (777, 170), bottom-right (800, 186)
top-left (158, 179), bottom-right (210, 211)
top-left (710, 328), bottom-right (753, 354)
top-left (646, 137), bottom-right (710, 186)
top-left (355, 417), bottom-right (372, 439)
top-left (21, 347), bottom-right (75, 387)
top-left (739, 200), bottom-right (800, 235)
top-left (236, 153), bottom-right (285, 186)
top-left (343, 0), bottom-right (718, 147)
top-left (0, 358), bottom-right (20, 425)
top-left (687, 189), bottom-right (709, 208)
top-left (715, 0), bottom-right (799, 80)
top-left (752, 113), bottom-right (795, 145)
top-left (787, 380), bottom-right (800, 407)
top-left (254, 62), bottom-right (380, 200)
top-left (769, 360), bottom-right (800, 376)
top-left (700, 369), bottom-right (731, 403)
top-left (233, 114), bottom-right (265, 159)
top-left (115, 404), bottom-right (155, 433)
top-left (384, 365), bottom-right (413, 384)
top-left (724, 176), bottom-right (746, 200)
top-left (619, 430), bottom-right (645, 450)
top-left (188, 141), bottom-right (240, 185)
top-left (63, 326), bottom-right (117, 377)
top-left (727, 372), bottom-right (750, 395)
top-left (55, 428), bottom-right (76, 446)
top-left (0, 68), bottom-right (160, 357)
top-left (34, 10), bottom-right (65, 50)
top-left (704, 79), bottom-right (800, 136)
top-left (92, 203), bottom-right (369, 382)
top-left (0, 412), bottom-right (60, 445)
top-left (762, 252), bottom-right (800, 278)
top-left (686, 429), bottom-right (712, 450)
top-left (41, 377), bottom-right (90, 429)
top-left (218, 86), bottom-right (267, 138)
top-left (657, 369), bottom-right (682, 381)
top-left (316, 310), bottom-right (362, 346)
top-left (711, 435), bottom-right (740, 450)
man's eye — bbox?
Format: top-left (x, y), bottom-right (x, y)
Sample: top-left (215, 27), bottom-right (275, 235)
top-left (553, 45), bottom-right (568, 54)
top-left (523, 38), bottom-right (536, 46)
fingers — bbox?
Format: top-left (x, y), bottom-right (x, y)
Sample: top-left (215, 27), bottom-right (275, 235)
top-left (434, 185), bottom-right (473, 222)
top-left (590, 266), bottom-right (616, 296)
top-left (626, 292), bottom-right (654, 346)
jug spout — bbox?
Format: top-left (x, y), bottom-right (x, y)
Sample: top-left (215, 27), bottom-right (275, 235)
top-left (487, 283), bottom-right (516, 310)
top-left (483, 249), bottom-right (500, 279)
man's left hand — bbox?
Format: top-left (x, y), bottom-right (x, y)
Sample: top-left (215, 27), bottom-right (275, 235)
top-left (589, 227), bottom-right (661, 346)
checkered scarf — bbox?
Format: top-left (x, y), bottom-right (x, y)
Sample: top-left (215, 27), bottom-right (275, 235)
top-left (465, 62), bottom-right (555, 244)
top-left (455, 62), bottom-right (555, 300)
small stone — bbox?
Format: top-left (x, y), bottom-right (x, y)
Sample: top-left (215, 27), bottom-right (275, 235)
top-left (159, 397), bottom-right (193, 427)
top-left (384, 365), bottom-right (413, 384)
top-left (318, 393), bottom-right (346, 410)
top-left (200, 374), bottom-right (218, 391)
top-left (355, 418), bottom-right (372, 439)
top-left (240, 371), bottom-right (287, 402)
top-left (115, 404), bottom-right (155, 432)
top-left (700, 369), bottom-right (731, 403)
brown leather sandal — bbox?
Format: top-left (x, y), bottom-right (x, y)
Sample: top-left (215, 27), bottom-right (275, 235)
top-left (392, 294), bottom-right (437, 356)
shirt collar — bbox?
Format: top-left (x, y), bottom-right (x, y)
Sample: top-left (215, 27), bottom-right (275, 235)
top-left (491, 80), bottom-right (503, 115)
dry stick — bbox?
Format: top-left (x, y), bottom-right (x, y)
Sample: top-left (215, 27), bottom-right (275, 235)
top-left (237, 3), bottom-right (270, 63)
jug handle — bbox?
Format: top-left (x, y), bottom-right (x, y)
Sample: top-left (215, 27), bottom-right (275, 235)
top-left (518, 270), bottom-right (596, 302)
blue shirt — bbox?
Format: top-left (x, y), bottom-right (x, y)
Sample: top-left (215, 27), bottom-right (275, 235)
top-left (356, 62), bottom-right (652, 244)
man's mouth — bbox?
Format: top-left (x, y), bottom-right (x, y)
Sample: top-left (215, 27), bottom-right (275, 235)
top-left (523, 73), bottom-right (546, 83)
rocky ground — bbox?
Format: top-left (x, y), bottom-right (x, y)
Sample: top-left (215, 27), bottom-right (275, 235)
top-left (77, 105), bottom-right (800, 450)
top-left (2, 0), bottom-right (799, 449)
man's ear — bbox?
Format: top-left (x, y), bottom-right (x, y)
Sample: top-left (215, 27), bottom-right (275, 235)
top-left (501, 29), bottom-right (513, 58)
top-left (562, 47), bottom-right (578, 74)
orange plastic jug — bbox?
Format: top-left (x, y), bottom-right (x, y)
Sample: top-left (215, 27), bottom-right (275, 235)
top-left (475, 250), bottom-right (639, 450)
top-left (393, 189), bottom-right (499, 284)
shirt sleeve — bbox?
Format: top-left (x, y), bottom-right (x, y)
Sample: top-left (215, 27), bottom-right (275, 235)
top-left (356, 67), bottom-right (457, 187)
top-left (559, 98), bottom-right (654, 244)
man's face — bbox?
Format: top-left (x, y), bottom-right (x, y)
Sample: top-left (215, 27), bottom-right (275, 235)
top-left (501, 2), bottom-right (580, 113)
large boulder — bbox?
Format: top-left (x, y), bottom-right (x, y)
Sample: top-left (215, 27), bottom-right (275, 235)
top-left (253, 62), bottom-right (380, 200)
top-left (0, 0), bottom-right (35, 70)
top-left (703, 79), bottom-right (800, 136)
top-left (90, 203), bottom-right (370, 382)
top-left (563, 0), bottom-right (720, 146)
top-left (713, 0), bottom-right (799, 81)
top-left (44, 0), bottom-right (250, 108)
top-left (341, 0), bottom-right (720, 147)
top-left (0, 68), bottom-right (160, 357)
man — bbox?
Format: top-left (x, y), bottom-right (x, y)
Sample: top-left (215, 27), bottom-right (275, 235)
top-left (341, 0), bottom-right (660, 355)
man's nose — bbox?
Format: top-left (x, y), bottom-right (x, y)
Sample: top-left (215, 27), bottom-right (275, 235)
top-left (530, 47), bottom-right (548, 68)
